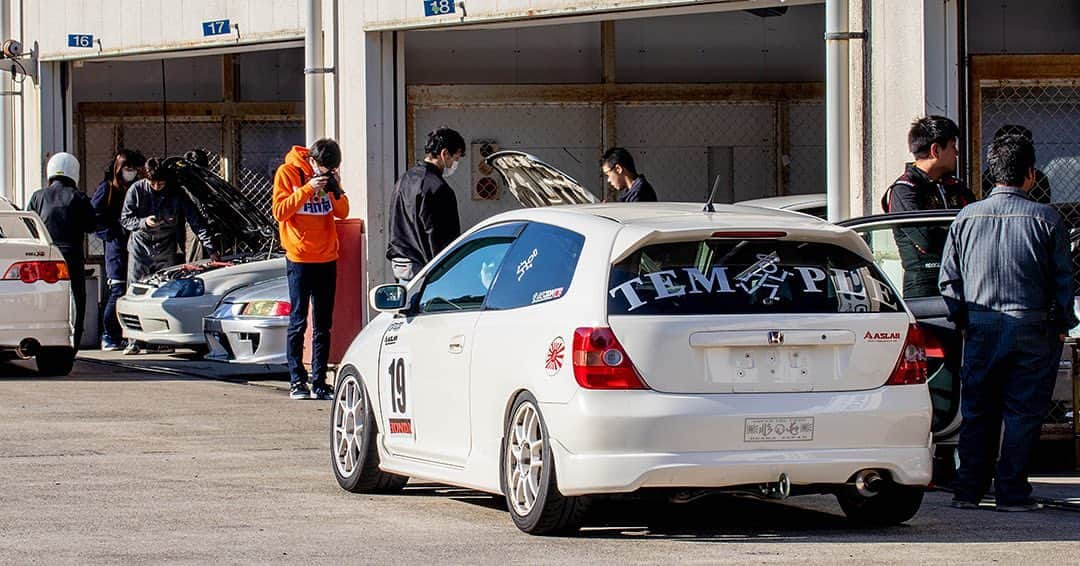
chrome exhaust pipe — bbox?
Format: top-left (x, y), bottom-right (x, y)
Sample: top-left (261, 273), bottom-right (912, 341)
top-left (759, 472), bottom-right (792, 499)
top-left (853, 469), bottom-right (885, 498)
top-left (15, 338), bottom-right (40, 359)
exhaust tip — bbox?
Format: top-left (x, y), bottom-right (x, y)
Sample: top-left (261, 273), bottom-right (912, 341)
top-left (854, 469), bottom-right (886, 498)
top-left (16, 338), bottom-right (40, 359)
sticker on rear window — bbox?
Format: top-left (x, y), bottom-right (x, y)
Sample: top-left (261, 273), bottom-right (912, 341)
top-left (532, 287), bottom-right (564, 304)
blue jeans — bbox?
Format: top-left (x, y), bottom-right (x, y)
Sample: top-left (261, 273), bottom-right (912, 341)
top-left (286, 259), bottom-right (337, 387)
top-left (953, 313), bottom-right (1061, 505)
top-left (102, 282), bottom-right (126, 346)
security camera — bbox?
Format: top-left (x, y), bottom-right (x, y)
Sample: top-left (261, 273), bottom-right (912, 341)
top-left (2, 39), bottom-right (23, 58)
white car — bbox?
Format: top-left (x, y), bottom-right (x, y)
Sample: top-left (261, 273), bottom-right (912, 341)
top-left (118, 256), bottom-right (285, 352)
top-left (0, 209), bottom-right (76, 375)
top-left (329, 152), bottom-right (933, 535)
top-left (203, 276), bottom-right (289, 364)
top-left (116, 158), bottom-right (285, 352)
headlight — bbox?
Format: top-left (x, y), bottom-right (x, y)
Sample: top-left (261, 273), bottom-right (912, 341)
top-left (151, 277), bottom-right (205, 298)
top-left (241, 300), bottom-right (291, 317)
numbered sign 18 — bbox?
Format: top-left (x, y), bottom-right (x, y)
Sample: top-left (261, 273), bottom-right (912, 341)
top-left (67, 34), bottom-right (94, 48)
top-left (423, 0), bottom-right (455, 17)
top-left (202, 19), bottom-right (231, 36)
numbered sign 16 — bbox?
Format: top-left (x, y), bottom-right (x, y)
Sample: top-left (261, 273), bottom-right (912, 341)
top-left (424, 0), bottom-right (455, 17)
top-left (67, 34), bottom-right (94, 48)
top-left (202, 19), bottom-right (231, 37)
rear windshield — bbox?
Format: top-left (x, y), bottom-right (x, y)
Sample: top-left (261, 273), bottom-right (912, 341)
top-left (0, 215), bottom-right (38, 239)
top-left (608, 239), bottom-right (902, 315)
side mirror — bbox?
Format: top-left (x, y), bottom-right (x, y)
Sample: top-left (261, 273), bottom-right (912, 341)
top-left (370, 284), bottom-right (408, 313)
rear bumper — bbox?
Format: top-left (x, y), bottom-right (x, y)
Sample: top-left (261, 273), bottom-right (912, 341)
top-left (0, 282), bottom-right (72, 348)
top-left (541, 385), bottom-right (933, 496)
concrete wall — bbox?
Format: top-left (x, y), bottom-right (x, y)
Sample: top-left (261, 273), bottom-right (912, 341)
top-left (31, 0), bottom-right (303, 60)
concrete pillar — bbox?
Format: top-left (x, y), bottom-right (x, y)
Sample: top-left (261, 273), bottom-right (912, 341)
top-left (867, 0), bottom-right (927, 214)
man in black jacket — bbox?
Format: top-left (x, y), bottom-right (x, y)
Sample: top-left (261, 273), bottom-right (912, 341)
top-left (602, 147), bottom-right (657, 202)
top-left (881, 115), bottom-right (976, 297)
top-left (386, 127), bottom-right (465, 282)
top-left (28, 152), bottom-right (96, 351)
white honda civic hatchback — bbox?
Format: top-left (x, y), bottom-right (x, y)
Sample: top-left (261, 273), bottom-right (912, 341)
top-left (330, 153), bottom-right (933, 535)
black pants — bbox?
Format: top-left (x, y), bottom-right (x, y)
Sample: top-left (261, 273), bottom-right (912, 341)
top-left (101, 282), bottom-right (125, 346)
top-left (953, 314), bottom-right (1061, 505)
top-left (65, 256), bottom-right (86, 352)
top-left (286, 259), bottom-right (336, 387)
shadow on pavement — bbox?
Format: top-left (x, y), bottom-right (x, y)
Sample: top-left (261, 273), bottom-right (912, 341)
top-left (0, 358), bottom-right (201, 381)
top-left (397, 482), bottom-right (1080, 542)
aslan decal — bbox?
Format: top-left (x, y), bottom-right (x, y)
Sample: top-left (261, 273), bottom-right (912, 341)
top-left (545, 336), bottom-right (565, 376)
top-left (516, 248), bottom-right (538, 281)
top-left (864, 331), bottom-right (902, 343)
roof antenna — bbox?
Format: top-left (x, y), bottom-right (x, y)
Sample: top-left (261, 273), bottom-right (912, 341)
top-left (703, 175), bottom-right (722, 212)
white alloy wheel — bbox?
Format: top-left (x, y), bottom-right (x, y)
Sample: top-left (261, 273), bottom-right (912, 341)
top-left (506, 401), bottom-right (545, 516)
top-left (333, 375), bottom-right (366, 478)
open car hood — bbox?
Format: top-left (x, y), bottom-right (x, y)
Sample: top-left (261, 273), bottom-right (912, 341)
top-left (485, 151), bottom-right (599, 208)
top-left (165, 157), bottom-right (278, 252)
top-left (138, 252), bottom-right (283, 286)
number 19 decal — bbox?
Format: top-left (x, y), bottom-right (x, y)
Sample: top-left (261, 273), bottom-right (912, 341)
top-left (385, 354), bottom-right (413, 435)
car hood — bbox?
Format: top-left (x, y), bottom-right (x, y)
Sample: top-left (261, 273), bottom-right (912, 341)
top-left (221, 275), bottom-right (289, 304)
top-left (138, 255), bottom-right (285, 289)
top-left (485, 151), bottom-right (599, 208)
top-left (165, 157), bottom-right (279, 251)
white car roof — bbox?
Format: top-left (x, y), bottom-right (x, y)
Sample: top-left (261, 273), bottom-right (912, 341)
top-left (475, 202), bottom-right (870, 263)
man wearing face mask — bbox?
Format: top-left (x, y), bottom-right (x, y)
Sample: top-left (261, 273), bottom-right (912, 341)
top-left (272, 138), bottom-right (350, 401)
top-left (386, 127), bottom-right (465, 283)
top-left (91, 148), bottom-right (145, 351)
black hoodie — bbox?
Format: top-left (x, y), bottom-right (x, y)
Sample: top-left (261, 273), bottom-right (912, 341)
top-left (386, 162), bottom-right (461, 267)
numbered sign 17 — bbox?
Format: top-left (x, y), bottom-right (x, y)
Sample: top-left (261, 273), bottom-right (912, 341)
top-left (202, 19), bottom-right (231, 37)
top-left (67, 34), bottom-right (94, 48)
top-left (424, 0), bottom-right (455, 17)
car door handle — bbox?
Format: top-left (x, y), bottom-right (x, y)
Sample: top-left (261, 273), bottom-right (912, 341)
top-left (448, 335), bottom-right (465, 354)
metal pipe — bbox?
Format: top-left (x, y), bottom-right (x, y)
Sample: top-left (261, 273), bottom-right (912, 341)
top-left (304, 0), bottom-right (324, 144)
top-left (825, 0), bottom-right (851, 222)
top-left (0, 0), bottom-right (9, 201)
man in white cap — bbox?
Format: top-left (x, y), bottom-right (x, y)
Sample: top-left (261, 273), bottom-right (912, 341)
top-left (28, 152), bottom-right (96, 351)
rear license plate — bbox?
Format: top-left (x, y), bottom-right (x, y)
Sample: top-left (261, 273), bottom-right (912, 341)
top-left (744, 417), bottom-right (814, 442)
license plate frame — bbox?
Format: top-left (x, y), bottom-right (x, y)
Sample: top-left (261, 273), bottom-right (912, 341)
top-left (744, 417), bottom-right (815, 442)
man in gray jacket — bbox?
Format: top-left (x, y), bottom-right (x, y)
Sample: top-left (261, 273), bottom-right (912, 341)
top-left (939, 133), bottom-right (1077, 512)
top-left (120, 157), bottom-right (217, 285)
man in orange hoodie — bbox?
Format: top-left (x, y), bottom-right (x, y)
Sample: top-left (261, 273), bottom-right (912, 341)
top-left (272, 139), bottom-right (350, 400)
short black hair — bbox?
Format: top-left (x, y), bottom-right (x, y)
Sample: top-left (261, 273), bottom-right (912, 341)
top-left (309, 138), bottom-right (342, 169)
top-left (601, 147), bottom-right (637, 176)
top-left (424, 128), bottom-right (466, 158)
top-left (145, 157), bottom-right (169, 182)
top-left (985, 134), bottom-right (1035, 188)
top-left (993, 124), bottom-right (1033, 141)
top-left (908, 115), bottom-right (960, 159)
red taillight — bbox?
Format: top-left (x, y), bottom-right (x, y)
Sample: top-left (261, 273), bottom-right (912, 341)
top-left (272, 301), bottom-right (292, 316)
top-left (571, 327), bottom-right (648, 390)
top-left (886, 324), bottom-right (930, 385)
top-left (2, 261), bottom-right (70, 284)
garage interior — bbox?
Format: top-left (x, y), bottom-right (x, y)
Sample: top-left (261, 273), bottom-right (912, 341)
top-left (403, 3), bottom-right (826, 230)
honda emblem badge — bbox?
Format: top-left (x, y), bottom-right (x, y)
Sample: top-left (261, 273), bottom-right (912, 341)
top-left (768, 331), bottom-right (784, 345)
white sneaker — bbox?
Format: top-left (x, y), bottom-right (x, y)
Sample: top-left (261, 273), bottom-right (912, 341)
top-left (101, 340), bottom-right (122, 352)
top-left (123, 342), bottom-right (142, 355)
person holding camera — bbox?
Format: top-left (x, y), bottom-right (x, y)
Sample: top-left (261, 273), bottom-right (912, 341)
top-left (272, 139), bottom-right (350, 400)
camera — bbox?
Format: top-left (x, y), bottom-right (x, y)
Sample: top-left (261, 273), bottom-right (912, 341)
top-left (317, 171), bottom-right (343, 199)
top-left (2, 39), bottom-right (22, 59)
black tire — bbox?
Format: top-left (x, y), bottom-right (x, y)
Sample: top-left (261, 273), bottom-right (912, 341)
top-left (837, 482), bottom-right (925, 526)
top-left (500, 392), bottom-right (589, 535)
top-left (36, 347), bottom-right (75, 377)
top-left (330, 369), bottom-right (408, 493)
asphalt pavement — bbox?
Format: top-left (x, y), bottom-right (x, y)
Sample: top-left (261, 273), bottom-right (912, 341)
top-left (0, 356), bottom-right (1077, 565)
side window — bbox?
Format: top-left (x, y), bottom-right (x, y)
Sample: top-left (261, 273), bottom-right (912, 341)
top-left (416, 224), bottom-right (521, 314)
top-left (855, 220), bottom-right (951, 299)
top-left (485, 223), bottom-right (585, 310)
